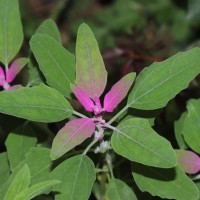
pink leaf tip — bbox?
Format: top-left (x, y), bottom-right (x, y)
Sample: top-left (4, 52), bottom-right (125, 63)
top-left (0, 66), bottom-right (5, 86)
top-left (103, 72), bottom-right (136, 112)
top-left (72, 84), bottom-right (95, 112)
top-left (176, 150), bottom-right (200, 174)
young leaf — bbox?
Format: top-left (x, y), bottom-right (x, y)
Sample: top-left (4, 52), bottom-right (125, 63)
top-left (36, 19), bottom-right (61, 43)
top-left (6, 58), bottom-right (29, 83)
top-left (182, 99), bottom-right (200, 153)
top-left (71, 84), bottom-right (94, 112)
top-left (105, 178), bottom-right (137, 200)
top-left (176, 150), bottom-right (200, 174)
top-left (51, 155), bottom-right (96, 200)
top-left (0, 84), bottom-right (73, 122)
top-left (0, 66), bottom-right (5, 85)
top-left (15, 180), bottom-right (60, 200)
top-left (75, 23), bottom-right (107, 99)
top-left (25, 147), bottom-right (52, 185)
top-left (174, 112), bottom-right (188, 149)
top-left (5, 125), bottom-right (37, 171)
top-left (51, 118), bottom-right (95, 160)
top-left (3, 164), bottom-right (31, 200)
top-left (128, 48), bottom-right (200, 110)
top-left (0, 0), bottom-right (23, 65)
top-left (0, 153), bottom-right (10, 187)
top-left (132, 162), bottom-right (199, 200)
top-left (104, 72), bottom-right (136, 112)
top-left (30, 34), bottom-right (75, 98)
top-left (111, 118), bottom-right (177, 168)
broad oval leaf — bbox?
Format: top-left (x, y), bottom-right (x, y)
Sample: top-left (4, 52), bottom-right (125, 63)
top-left (104, 72), bottom-right (136, 112)
top-left (0, 0), bottom-right (23, 65)
top-left (36, 19), bottom-right (61, 43)
top-left (30, 34), bottom-right (75, 98)
top-left (15, 180), bottom-right (60, 200)
top-left (132, 162), bottom-right (199, 200)
top-left (3, 164), bottom-right (30, 200)
top-left (0, 84), bottom-right (73, 122)
top-left (6, 58), bottom-right (29, 83)
top-left (128, 48), bottom-right (200, 110)
top-left (5, 125), bottom-right (37, 171)
top-left (75, 23), bottom-right (107, 99)
top-left (182, 99), bottom-right (200, 153)
top-left (105, 178), bottom-right (137, 200)
top-left (51, 118), bottom-right (95, 160)
top-left (111, 118), bottom-right (177, 168)
top-left (25, 147), bottom-right (52, 185)
top-left (51, 155), bottom-right (96, 200)
top-left (176, 150), bottom-right (200, 174)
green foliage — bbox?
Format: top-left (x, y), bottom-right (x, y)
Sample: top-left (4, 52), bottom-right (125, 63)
top-left (0, 153), bottom-right (10, 187)
top-left (0, 84), bottom-right (73, 122)
top-left (112, 118), bottom-right (176, 168)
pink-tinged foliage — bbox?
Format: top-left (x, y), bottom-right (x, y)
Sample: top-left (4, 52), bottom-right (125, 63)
top-left (104, 72), bottom-right (136, 112)
top-left (93, 96), bottom-right (103, 115)
top-left (6, 58), bottom-right (29, 83)
top-left (176, 150), bottom-right (200, 174)
top-left (0, 67), bottom-right (5, 86)
top-left (51, 118), bottom-right (95, 160)
top-left (72, 85), bottom-right (95, 112)
top-left (7, 84), bottom-right (22, 91)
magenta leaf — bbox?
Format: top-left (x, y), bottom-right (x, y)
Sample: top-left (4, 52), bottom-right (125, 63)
top-left (0, 66), bottom-right (5, 86)
top-left (72, 84), bottom-right (95, 112)
top-left (6, 58), bottom-right (29, 83)
top-left (50, 118), bottom-right (95, 160)
top-left (176, 150), bottom-right (200, 174)
top-left (104, 72), bottom-right (136, 112)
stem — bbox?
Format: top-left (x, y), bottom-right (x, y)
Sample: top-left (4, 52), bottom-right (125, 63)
top-left (106, 154), bottom-right (114, 179)
top-left (107, 105), bottom-right (129, 125)
top-left (73, 110), bottom-right (88, 118)
top-left (83, 138), bottom-right (98, 155)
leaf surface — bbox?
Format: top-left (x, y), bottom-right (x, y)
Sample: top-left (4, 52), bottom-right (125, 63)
top-left (104, 72), bottom-right (135, 112)
top-left (105, 178), bottom-right (137, 200)
top-left (30, 34), bottom-right (75, 98)
top-left (5, 125), bottom-right (37, 170)
top-left (51, 155), bottom-right (96, 200)
top-left (51, 118), bottom-right (95, 160)
top-left (0, 84), bottom-right (73, 122)
top-left (111, 118), bottom-right (177, 168)
top-left (0, 153), bottom-right (10, 187)
top-left (0, 0), bottom-right (23, 65)
top-left (75, 23), bottom-right (107, 99)
top-left (128, 48), bottom-right (200, 110)
top-left (132, 162), bottom-right (199, 200)
top-left (3, 164), bottom-right (30, 200)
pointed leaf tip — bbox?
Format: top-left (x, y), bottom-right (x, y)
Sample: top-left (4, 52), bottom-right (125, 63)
top-left (72, 85), bottom-right (95, 112)
top-left (176, 150), bottom-right (200, 174)
top-left (51, 118), bottom-right (95, 160)
top-left (104, 72), bottom-right (136, 112)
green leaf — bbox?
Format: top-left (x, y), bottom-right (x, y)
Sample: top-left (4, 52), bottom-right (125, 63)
top-left (111, 118), bottom-right (177, 168)
top-left (3, 164), bottom-right (31, 200)
top-left (51, 155), bottom-right (96, 200)
top-left (25, 147), bottom-right (52, 185)
top-left (30, 34), bottom-right (75, 98)
top-left (105, 178), bottom-right (137, 200)
top-left (0, 153), bottom-right (10, 187)
top-left (128, 48), bottom-right (200, 110)
top-left (5, 125), bottom-right (37, 171)
top-left (187, 0), bottom-right (200, 22)
top-left (36, 19), bottom-right (61, 43)
top-left (0, 0), bottom-right (23, 65)
top-left (182, 99), bottom-right (200, 153)
top-left (75, 23), bottom-right (107, 99)
top-left (174, 111), bottom-right (188, 149)
top-left (132, 163), bottom-right (199, 200)
top-left (15, 180), bottom-right (60, 200)
top-left (0, 84), bottom-right (73, 122)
